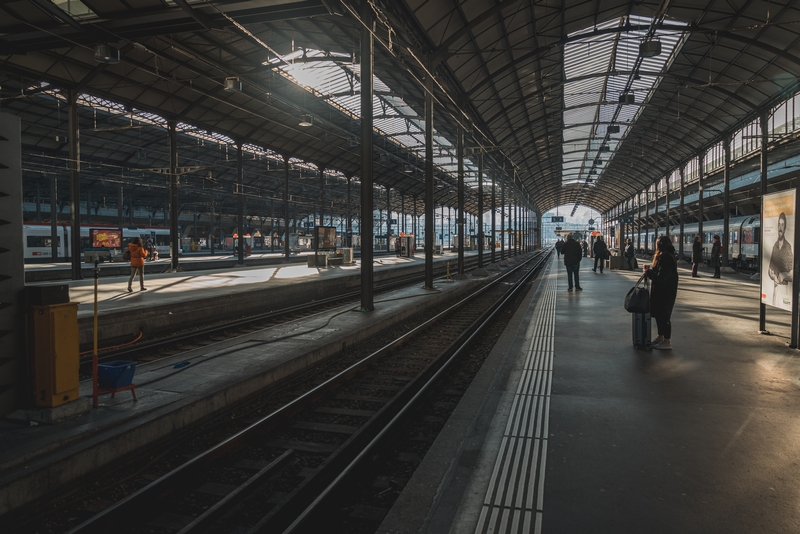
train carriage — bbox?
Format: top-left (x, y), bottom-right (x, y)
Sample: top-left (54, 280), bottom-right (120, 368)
top-left (23, 223), bottom-right (175, 262)
top-left (634, 215), bottom-right (760, 269)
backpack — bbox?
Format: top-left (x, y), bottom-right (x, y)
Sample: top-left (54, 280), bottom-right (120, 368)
top-left (123, 248), bottom-right (131, 261)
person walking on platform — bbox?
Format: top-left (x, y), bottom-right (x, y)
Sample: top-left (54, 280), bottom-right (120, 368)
top-left (582, 239), bottom-right (589, 257)
top-left (711, 235), bottom-right (722, 278)
top-left (555, 238), bottom-right (563, 259)
top-left (644, 236), bottom-right (678, 350)
top-left (625, 238), bottom-right (635, 270)
top-left (691, 235), bottom-right (702, 277)
top-left (592, 235), bottom-right (608, 273)
top-left (562, 234), bottom-right (583, 291)
top-left (127, 237), bottom-right (148, 292)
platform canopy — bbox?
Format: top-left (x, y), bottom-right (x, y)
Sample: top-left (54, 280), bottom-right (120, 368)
top-left (0, 1), bottom-right (798, 217)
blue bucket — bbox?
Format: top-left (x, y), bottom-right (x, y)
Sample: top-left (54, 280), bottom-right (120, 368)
top-left (98, 361), bottom-right (136, 389)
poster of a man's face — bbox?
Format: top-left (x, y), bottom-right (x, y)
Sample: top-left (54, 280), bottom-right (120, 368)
top-left (762, 191), bottom-right (795, 311)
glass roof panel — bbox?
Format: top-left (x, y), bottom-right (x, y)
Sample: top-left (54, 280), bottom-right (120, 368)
top-left (562, 15), bottom-right (687, 193)
top-left (271, 49), bottom-right (478, 181)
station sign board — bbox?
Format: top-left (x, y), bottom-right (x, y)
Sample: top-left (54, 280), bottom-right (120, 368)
top-left (551, 216), bottom-right (565, 223)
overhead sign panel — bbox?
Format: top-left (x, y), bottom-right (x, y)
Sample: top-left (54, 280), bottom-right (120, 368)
top-left (551, 216), bottom-right (565, 223)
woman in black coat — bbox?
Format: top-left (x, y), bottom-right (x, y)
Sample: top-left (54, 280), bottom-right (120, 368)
top-left (691, 235), bottom-right (702, 277)
top-left (711, 235), bottom-right (722, 278)
top-left (645, 236), bottom-right (679, 350)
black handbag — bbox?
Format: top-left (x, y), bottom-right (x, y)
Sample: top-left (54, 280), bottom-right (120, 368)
top-left (624, 274), bottom-right (650, 313)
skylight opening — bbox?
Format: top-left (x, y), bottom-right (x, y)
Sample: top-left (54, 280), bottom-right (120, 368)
top-left (562, 15), bottom-right (687, 189)
top-left (270, 48), bottom-right (480, 185)
top-left (53, 0), bottom-right (97, 20)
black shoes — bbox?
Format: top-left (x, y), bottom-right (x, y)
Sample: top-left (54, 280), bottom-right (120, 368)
top-left (127, 286), bottom-right (132, 292)
top-left (568, 287), bottom-right (573, 291)
top-left (576, 286), bottom-right (583, 290)
top-left (141, 287), bottom-right (148, 291)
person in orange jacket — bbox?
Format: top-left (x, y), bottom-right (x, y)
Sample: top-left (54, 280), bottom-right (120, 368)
top-left (127, 237), bottom-right (149, 292)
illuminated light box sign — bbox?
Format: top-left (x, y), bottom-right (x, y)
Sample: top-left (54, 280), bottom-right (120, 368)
top-left (90, 228), bottom-right (122, 249)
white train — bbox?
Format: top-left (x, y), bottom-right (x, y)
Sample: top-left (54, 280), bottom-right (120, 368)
top-left (633, 215), bottom-right (760, 269)
top-left (24, 223), bottom-right (174, 262)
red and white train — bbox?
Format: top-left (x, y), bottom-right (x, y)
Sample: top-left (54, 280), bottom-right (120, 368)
top-left (23, 223), bottom-right (174, 262)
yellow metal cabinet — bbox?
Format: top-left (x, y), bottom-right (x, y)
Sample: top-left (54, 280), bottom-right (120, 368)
top-left (28, 303), bottom-right (80, 407)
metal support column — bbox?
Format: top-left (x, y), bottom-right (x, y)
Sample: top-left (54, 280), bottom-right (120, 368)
top-left (237, 142), bottom-right (244, 265)
top-left (698, 152), bottom-right (704, 242)
top-left (500, 178), bottom-right (505, 261)
top-left (284, 156), bottom-right (290, 259)
top-left (117, 183), bottom-right (123, 237)
top-left (457, 127), bottom-right (465, 275)
top-left (759, 113), bottom-right (768, 332)
top-left (424, 75), bottom-right (434, 289)
top-left (68, 89), bottom-right (82, 279)
top-left (491, 171), bottom-right (497, 264)
top-left (679, 168), bottom-right (685, 258)
top-left (167, 121), bottom-right (179, 271)
top-left (347, 176), bottom-right (352, 246)
top-left (637, 192), bottom-right (642, 251)
top-left (210, 198), bottom-right (215, 255)
top-left (0, 113), bottom-right (25, 415)
top-left (644, 188), bottom-right (649, 252)
top-left (477, 154), bottom-right (484, 267)
top-left (50, 174), bottom-right (58, 261)
top-left (722, 138), bottom-right (731, 268)
top-left (386, 188), bottom-right (392, 252)
top-left (401, 193), bottom-right (405, 235)
top-left (360, 0), bottom-right (375, 310)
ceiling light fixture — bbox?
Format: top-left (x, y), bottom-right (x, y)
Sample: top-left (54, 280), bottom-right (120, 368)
top-left (93, 44), bottom-right (120, 64)
top-left (298, 114), bottom-right (313, 127)
top-left (639, 40), bottom-right (662, 58)
top-left (224, 77), bottom-right (242, 92)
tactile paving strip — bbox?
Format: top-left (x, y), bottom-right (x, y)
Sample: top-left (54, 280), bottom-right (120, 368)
top-left (474, 263), bottom-right (556, 534)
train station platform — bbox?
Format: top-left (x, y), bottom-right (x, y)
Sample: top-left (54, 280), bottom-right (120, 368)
top-left (34, 250), bottom-right (476, 348)
top-left (0, 250), bottom-right (503, 518)
top-left (381, 254), bottom-right (800, 534)
top-left (24, 248), bottom-right (397, 283)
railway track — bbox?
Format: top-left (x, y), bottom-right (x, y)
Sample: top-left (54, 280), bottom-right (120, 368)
top-left (65, 251), bottom-right (548, 534)
top-left (81, 256), bottom-right (484, 368)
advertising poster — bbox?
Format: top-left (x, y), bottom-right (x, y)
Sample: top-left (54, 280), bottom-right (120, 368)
top-left (316, 226), bottom-right (336, 250)
top-left (90, 228), bottom-right (122, 249)
top-left (761, 189), bottom-right (796, 311)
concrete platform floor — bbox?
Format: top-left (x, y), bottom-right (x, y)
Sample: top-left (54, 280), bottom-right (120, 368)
top-left (381, 255), bottom-right (800, 534)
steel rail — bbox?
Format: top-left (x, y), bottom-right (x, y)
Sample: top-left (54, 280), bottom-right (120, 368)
top-left (68, 252), bottom-right (547, 534)
top-left (279, 252), bottom-right (551, 533)
top-left (83, 257), bottom-right (482, 366)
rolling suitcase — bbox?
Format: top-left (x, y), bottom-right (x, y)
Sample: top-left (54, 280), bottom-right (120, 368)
top-left (632, 312), bottom-right (651, 349)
